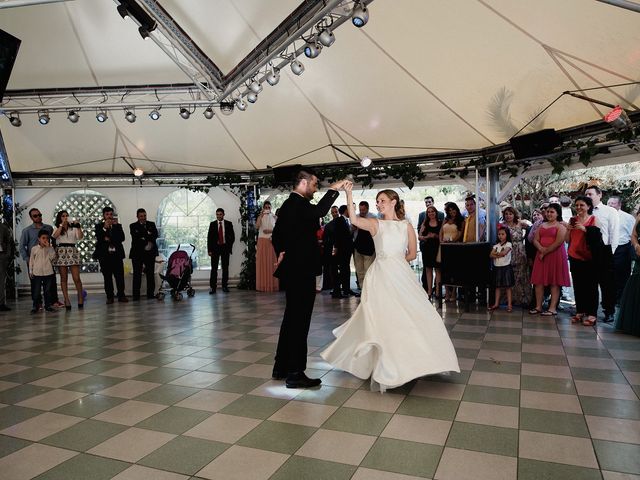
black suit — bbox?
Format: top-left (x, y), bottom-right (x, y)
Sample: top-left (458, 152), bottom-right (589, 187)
top-left (129, 221), bottom-right (159, 299)
top-left (329, 216), bottom-right (353, 295)
top-left (93, 222), bottom-right (126, 299)
top-left (207, 219), bottom-right (235, 291)
top-left (272, 189), bottom-right (339, 374)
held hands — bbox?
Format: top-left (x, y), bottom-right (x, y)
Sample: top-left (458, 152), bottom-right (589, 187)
top-left (343, 180), bottom-right (354, 193)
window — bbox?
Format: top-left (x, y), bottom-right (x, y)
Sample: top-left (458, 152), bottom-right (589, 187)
top-left (157, 189), bottom-right (217, 269)
top-left (52, 190), bottom-right (116, 272)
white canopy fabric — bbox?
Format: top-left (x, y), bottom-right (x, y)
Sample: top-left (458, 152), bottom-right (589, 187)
top-left (1, 0), bottom-right (640, 175)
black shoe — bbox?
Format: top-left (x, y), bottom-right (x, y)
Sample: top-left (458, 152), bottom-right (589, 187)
top-left (78, 303), bottom-right (84, 309)
top-left (331, 292), bottom-right (345, 299)
top-left (118, 297), bottom-right (129, 303)
top-left (344, 290), bottom-right (360, 297)
top-left (286, 372), bottom-right (322, 389)
top-left (45, 306), bottom-right (57, 312)
top-left (272, 370), bottom-right (286, 380)
top-left (209, 289), bottom-right (216, 294)
top-left (602, 314), bottom-right (615, 323)
top-left (0, 304), bottom-right (10, 312)
top-left (30, 308), bottom-right (38, 314)
top-left (132, 296), bottom-right (140, 301)
top-left (222, 287), bottom-right (230, 293)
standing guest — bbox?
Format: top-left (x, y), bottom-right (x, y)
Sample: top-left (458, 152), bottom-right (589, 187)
top-left (560, 196), bottom-right (573, 224)
top-left (29, 230), bottom-right (57, 313)
top-left (52, 210), bottom-right (84, 309)
top-left (19, 208), bottom-right (64, 310)
top-left (615, 213), bottom-right (640, 336)
top-left (271, 170), bottom-right (343, 388)
top-left (315, 219), bottom-right (325, 292)
top-left (330, 205), bottom-right (357, 298)
top-left (0, 221), bottom-right (13, 312)
top-left (418, 197), bottom-right (443, 290)
top-left (606, 196), bottom-right (636, 305)
top-left (353, 201), bottom-right (376, 290)
top-left (462, 195), bottom-right (486, 242)
top-left (322, 206), bottom-right (339, 291)
top-left (418, 206), bottom-right (442, 298)
top-left (530, 204), bottom-right (570, 316)
top-left (129, 208), bottom-right (158, 300)
top-left (565, 196), bottom-right (600, 326)
top-left (527, 203), bottom-right (549, 245)
top-left (256, 201), bottom-right (279, 292)
top-left (207, 208), bottom-right (235, 293)
top-left (93, 207), bottom-right (128, 304)
top-left (440, 202), bottom-right (464, 302)
top-left (418, 196), bottom-right (445, 228)
top-left (585, 186), bottom-right (619, 322)
top-left (502, 206), bottom-right (531, 307)
top-left (488, 226), bottom-right (514, 312)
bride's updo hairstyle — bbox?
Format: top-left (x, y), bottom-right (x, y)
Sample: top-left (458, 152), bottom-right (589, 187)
top-left (376, 189), bottom-right (405, 220)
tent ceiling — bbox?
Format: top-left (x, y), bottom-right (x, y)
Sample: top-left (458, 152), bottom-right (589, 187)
top-left (1, 0), bottom-right (640, 176)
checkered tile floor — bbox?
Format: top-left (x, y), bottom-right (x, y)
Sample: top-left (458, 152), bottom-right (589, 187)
top-left (0, 289), bottom-right (639, 479)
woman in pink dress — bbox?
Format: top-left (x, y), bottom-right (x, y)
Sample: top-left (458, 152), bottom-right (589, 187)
top-left (530, 204), bottom-right (570, 316)
top-left (255, 201), bottom-right (279, 292)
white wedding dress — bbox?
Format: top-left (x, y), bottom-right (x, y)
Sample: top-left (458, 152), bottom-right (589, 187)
top-left (321, 219), bottom-right (460, 392)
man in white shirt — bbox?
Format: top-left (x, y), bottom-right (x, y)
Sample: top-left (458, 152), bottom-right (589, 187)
top-left (585, 186), bottom-right (618, 322)
top-left (607, 196), bottom-right (636, 305)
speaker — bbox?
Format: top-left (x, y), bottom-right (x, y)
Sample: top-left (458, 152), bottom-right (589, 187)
top-left (0, 29), bottom-right (21, 102)
top-left (272, 165), bottom-right (302, 185)
top-left (509, 129), bottom-right (562, 160)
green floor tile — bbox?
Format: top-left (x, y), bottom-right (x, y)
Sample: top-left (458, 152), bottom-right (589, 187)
top-left (41, 419), bottom-right (127, 451)
top-left (197, 360), bottom-right (248, 375)
top-left (220, 394), bottom-right (288, 419)
top-left (321, 407), bottom-right (392, 436)
top-left (520, 408), bottom-right (589, 437)
top-left (451, 331), bottom-right (485, 341)
top-left (455, 348), bottom-right (480, 359)
top-left (68, 360), bottom-right (122, 375)
top-left (563, 347), bottom-right (612, 359)
top-left (481, 341), bottom-right (521, 352)
top-left (131, 343), bottom-right (177, 353)
top-left (76, 349), bottom-right (123, 360)
top-left (487, 327), bottom-right (522, 335)
top-left (138, 436), bottom-right (228, 475)
top-left (207, 375), bottom-right (267, 394)
top-left (396, 396), bottom-right (459, 420)
top-left (33, 453), bottom-right (130, 480)
top-left (242, 342), bottom-right (276, 353)
top-left (580, 396), bottom-right (640, 420)
top-left (593, 439), bottom-right (640, 475)
top-left (462, 385), bottom-right (519, 407)
top-left (522, 336), bottom-right (562, 345)
top-left (571, 367), bottom-right (628, 384)
top-left (134, 384), bottom-right (200, 405)
top-left (446, 421), bottom-right (518, 456)
top-left (521, 375), bottom-right (576, 394)
top-left (133, 367), bottom-right (191, 383)
top-left (425, 371), bottom-right (471, 385)
top-left (130, 354), bottom-right (183, 366)
top-left (271, 456), bottom-right (356, 480)
top-left (0, 434), bottom-right (31, 458)
top-left (63, 375), bottom-right (124, 394)
top-left (517, 458), bottom-right (602, 480)
top-left (473, 359), bottom-right (521, 374)
top-left (601, 341), bottom-right (640, 351)
top-left (521, 352), bottom-right (568, 366)
top-left (1, 367), bottom-right (59, 384)
top-left (0, 384), bottom-right (51, 404)
top-left (238, 420), bottom-right (316, 454)
top-left (361, 437), bottom-right (442, 478)
top-left (135, 406), bottom-right (211, 434)
top-left (190, 348), bottom-right (235, 360)
top-left (616, 359), bottom-right (640, 372)
top-left (12, 354), bottom-right (62, 367)
top-left (53, 394), bottom-right (126, 418)
top-left (294, 386), bottom-right (355, 407)
top-left (0, 405), bottom-right (45, 429)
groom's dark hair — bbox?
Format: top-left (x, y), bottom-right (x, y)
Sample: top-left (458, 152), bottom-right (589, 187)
top-left (294, 168), bottom-right (316, 187)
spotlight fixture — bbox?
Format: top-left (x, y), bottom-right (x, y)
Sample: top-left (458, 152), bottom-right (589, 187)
top-left (125, 110), bottom-right (136, 123)
top-left (117, 4), bottom-right (128, 19)
top-left (304, 40), bottom-right (322, 58)
top-left (249, 80), bottom-right (262, 94)
top-left (220, 102), bottom-right (234, 115)
top-left (604, 105), bottom-right (632, 131)
top-left (67, 110), bottom-right (79, 123)
top-left (37, 110), bottom-right (50, 125)
top-left (360, 156), bottom-right (372, 168)
top-left (318, 28), bottom-right (335, 47)
top-left (352, 2), bottom-right (369, 27)
top-left (247, 92), bottom-right (258, 104)
top-left (149, 109), bottom-right (161, 120)
top-left (290, 59), bottom-right (305, 75)
top-left (96, 110), bottom-right (108, 123)
top-left (138, 26), bottom-right (151, 39)
top-left (203, 107), bottom-right (215, 119)
top-left (179, 107), bottom-right (191, 119)
top-left (133, 167), bottom-right (144, 177)
top-left (9, 112), bottom-right (21, 127)
top-left (235, 98), bottom-right (247, 111)
top-left (266, 67), bottom-right (280, 86)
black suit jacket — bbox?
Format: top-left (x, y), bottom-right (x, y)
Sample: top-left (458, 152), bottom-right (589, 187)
top-left (93, 222), bottom-right (126, 260)
top-left (329, 216), bottom-right (353, 260)
top-left (272, 190), bottom-right (339, 279)
top-left (207, 219), bottom-right (235, 255)
top-left (129, 221), bottom-right (159, 258)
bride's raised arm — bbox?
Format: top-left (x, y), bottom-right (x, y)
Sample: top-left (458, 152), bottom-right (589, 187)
top-left (345, 181), bottom-right (378, 236)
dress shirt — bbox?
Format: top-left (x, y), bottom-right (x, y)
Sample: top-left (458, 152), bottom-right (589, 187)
top-left (19, 224), bottom-right (54, 261)
top-left (592, 203), bottom-right (620, 252)
top-left (29, 245), bottom-right (56, 276)
top-left (617, 209), bottom-right (636, 245)
top-left (55, 228), bottom-right (81, 245)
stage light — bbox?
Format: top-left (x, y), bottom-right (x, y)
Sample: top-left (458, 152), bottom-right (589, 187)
top-left (249, 80), bottom-right (262, 94)
top-left (179, 107), bottom-right (190, 119)
top-left (139, 26), bottom-right (151, 39)
top-left (125, 110), bottom-right (136, 123)
top-left (304, 40), bottom-right (322, 58)
top-left (220, 102), bottom-right (234, 115)
top-left (318, 28), bottom-right (335, 47)
top-left (266, 68), bottom-right (280, 86)
top-left (37, 110), bottom-right (50, 125)
top-left (235, 98), bottom-right (247, 111)
top-left (203, 107), bottom-right (215, 119)
top-left (149, 109), bottom-right (161, 120)
top-left (290, 59), bottom-right (305, 75)
top-left (133, 167), bottom-right (144, 177)
top-left (360, 156), bottom-right (372, 167)
top-left (67, 110), bottom-right (79, 123)
top-left (352, 2), bottom-right (369, 27)
top-left (117, 4), bottom-right (128, 19)
top-left (96, 110), bottom-right (108, 123)
top-left (247, 92), bottom-right (258, 104)
top-left (9, 112), bottom-right (21, 127)
top-left (604, 105), bottom-right (632, 131)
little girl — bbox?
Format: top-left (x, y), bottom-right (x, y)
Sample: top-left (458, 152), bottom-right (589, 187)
top-left (489, 226), bottom-right (515, 312)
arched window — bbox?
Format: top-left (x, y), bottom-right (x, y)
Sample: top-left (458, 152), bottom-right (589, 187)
top-left (52, 190), bottom-right (116, 272)
top-left (157, 190), bottom-right (216, 269)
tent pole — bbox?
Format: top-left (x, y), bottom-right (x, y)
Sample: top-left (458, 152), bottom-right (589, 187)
top-left (596, 0), bottom-right (640, 13)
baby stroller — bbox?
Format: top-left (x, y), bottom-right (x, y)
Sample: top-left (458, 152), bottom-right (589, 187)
top-left (157, 244), bottom-right (196, 301)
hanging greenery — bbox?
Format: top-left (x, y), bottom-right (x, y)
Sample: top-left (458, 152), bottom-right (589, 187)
top-left (232, 185), bottom-right (258, 290)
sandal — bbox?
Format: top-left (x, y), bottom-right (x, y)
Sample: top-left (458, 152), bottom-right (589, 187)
top-left (571, 313), bottom-right (584, 324)
top-left (506, 306), bottom-right (513, 313)
top-left (529, 308), bottom-right (542, 315)
top-left (488, 305), bottom-right (498, 311)
top-left (582, 316), bottom-right (596, 326)
top-left (541, 310), bottom-right (557, 316)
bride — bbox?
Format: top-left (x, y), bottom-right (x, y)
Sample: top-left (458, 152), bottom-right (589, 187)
top-left (321, 182), bottom-right (460, 392)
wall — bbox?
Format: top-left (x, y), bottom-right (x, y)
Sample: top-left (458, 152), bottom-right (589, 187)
top-left (14, 185), bottom-right (243, 289)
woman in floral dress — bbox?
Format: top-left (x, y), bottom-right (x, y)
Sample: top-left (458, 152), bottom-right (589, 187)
top-left (502, 207), bottom-right (531, 307)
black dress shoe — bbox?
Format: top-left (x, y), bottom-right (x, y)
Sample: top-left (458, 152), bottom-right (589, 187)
top-left (222, 287), bottom-right (230, 293)
top-left (331, 292), bottom-right (345, 299)
top-left (602, 314), bottom-right (615, 323)
top-left (271, 370), bottom-right (286, 380)
top-left (209, 289), bottom-right (216, 294)
top-left (344, 290), bottom-right (361, 297)
top-left (286, 372), bottom-right (322, 389)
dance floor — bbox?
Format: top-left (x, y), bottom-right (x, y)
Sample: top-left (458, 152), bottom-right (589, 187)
top-left (0, 289), bottom-right (639, 479)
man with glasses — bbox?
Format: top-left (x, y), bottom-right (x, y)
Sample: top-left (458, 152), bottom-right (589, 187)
top-left (19, 208), bottom-right (63, 310)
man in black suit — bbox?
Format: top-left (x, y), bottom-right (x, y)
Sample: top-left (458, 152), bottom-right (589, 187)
top-left (93, 207), bottom-right (128, 304)
top-left (129, 208), bottom-right (159, 300)
top-left (330, 205), bottom-right (358, 298)
top-left (207, 208), bottom-right (235, 293)
top-left (272, 170), bottom-right (343, 388)
top-left (321, 205), bottom-right (339, 290)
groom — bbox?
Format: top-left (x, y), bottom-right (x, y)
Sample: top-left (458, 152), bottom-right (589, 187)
top-left (272, 169), bottom-right (343, 388)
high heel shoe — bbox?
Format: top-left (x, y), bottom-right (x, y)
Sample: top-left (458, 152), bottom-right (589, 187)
top-left (77, 303), bottom-right (84, 309)
top-left (65, 303), bottom-right (71, 311)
